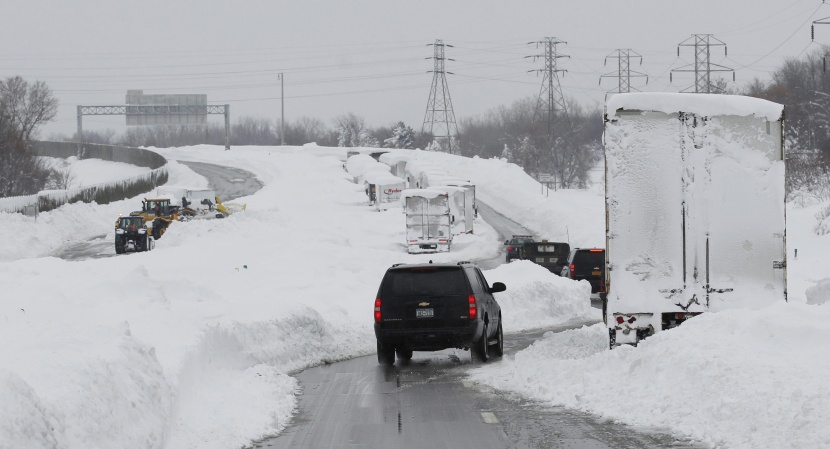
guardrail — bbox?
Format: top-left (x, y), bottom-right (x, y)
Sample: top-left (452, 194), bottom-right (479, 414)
top-left (0, 141), bottom-right (168, 215)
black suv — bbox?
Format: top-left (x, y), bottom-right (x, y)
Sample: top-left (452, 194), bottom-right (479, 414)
top-left (374, 261), bottom-right (505, 365)
top-left (504, 235), bottom-right (534, 262)
top-left (560, 248), bottom-right (606, 299)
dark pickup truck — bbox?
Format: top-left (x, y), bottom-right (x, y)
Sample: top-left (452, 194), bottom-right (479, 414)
top-left (520, 241), bottom-right (570, 275)
top-left (373, 261), bottom-right (505, 364)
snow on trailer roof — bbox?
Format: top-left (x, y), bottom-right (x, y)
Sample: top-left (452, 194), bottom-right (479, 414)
top-left (362, 170), bottom-right (404, 185)
top-left (427, 173), bottom-right (473, 187)
top-left (606, 92), bottom-right (784, 122)
top-left (404, 159), bottom-right (446, 176)
top-left (345, 154), bottom-right (390, 177)
top-left (378, 152), bottom-right (412, 165)
top-left (402, 186), bottom-right (467, 199)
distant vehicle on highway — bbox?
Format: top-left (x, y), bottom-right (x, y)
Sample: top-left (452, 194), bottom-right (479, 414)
top-left (561, 248), bottom-right (606, 299)
top-left (504, 235), bottom-right (534, 262)
top-left (373, 261), bottom-right (505, 364)
top-left (519, 241), bottom-right (570, 275)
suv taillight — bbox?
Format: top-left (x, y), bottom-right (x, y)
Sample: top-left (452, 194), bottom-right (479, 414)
top-left (374, 298), bottom-right (382, 323)
top-left (507, 246), bottom-right (514, 251)
top-left (569, 263), bottom-right (575, 278)
top-left (468, 295), bottom-right (477, 320)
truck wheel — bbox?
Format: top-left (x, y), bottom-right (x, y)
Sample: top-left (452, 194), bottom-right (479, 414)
top-left (395, 347), bottom-right (413, 361)
top-left (490, 322), bottom-right (504, 357)
top-left (472, 322), bottom-right (489, 362)
top-left (377, 340), bottom-right (395, 365)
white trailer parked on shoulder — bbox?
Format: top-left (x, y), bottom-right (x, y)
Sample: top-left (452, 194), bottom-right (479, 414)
top-left (403, 186), bottom-right (470, 253)
top-left (603, 93), bottom-right (786, 348)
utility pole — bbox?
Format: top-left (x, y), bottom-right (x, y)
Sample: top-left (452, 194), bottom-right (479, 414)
top-left (278, 73), bottom-right (285, 145)
top-left (421, 39), bottom-right (459, 153)
top-left (671, 34), bottom-right (734, 93)
top-left (599, 49), bottom-right (648, 98)
top-left (526, 37), bottom-right (569, 144)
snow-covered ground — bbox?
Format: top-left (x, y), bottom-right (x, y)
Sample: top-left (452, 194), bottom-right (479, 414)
top-left (0, 144), bottom-right (827, 449)
top-left (41, 156), bottom-right (152, 188)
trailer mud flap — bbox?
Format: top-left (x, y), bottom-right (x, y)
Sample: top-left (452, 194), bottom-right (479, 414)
top-left (609, 312), bottom-right (654, 348)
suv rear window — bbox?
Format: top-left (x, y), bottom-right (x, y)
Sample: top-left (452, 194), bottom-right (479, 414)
top-left (381, 267), bottom-right (467, 297)
top-left (572, 250), bottom-right (605, 276)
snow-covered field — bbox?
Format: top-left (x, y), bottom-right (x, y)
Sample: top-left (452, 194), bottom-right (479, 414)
top-left (0, 144), bottom-right (827, 449)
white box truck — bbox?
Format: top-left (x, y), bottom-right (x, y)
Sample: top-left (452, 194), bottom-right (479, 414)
top-left (603, 93), bottom-right (787, 348)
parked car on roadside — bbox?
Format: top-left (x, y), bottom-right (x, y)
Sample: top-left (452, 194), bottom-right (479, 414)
top-left (504, 234), bottom-right (534, 262)
top-left (373, 261), bottom-right (505, 365)
top-left (560, 248), bottom-right (606, 299)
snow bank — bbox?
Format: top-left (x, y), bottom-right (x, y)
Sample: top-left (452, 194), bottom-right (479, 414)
top-left (484, 260), bottom-right (599, 330)
top-left (806, 279), bottom-right (830, 305)
top-left (471, 302), bottom-right (830, 449)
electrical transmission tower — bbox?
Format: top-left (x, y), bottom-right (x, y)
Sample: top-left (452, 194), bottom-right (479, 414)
top-left (526, 37), bottom-right (570, 143)
top-left (421, 39), bottom-right (459, 153)
top-left (812, 14), bottom-right (830, 71)
top-left (671, 34), bottom-right (734, 93)
top-left (599, 49), bottom-right (648, 98)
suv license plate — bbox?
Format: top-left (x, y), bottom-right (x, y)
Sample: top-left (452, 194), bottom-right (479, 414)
top-left (535, 257), bottom-right (545, 263)
top-left (416, 308), bottom-right (434, 318)
top-left (592, 270), bottom-right (601, 276)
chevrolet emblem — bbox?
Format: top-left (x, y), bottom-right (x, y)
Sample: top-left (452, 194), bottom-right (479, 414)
top-left (418, 302), bottom-right (430, 307)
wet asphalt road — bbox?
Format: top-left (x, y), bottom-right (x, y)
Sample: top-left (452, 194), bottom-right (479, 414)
top-left (177, 160), bottom-right (263, 202)
top-left (258, 323), bottom-right (704, 449)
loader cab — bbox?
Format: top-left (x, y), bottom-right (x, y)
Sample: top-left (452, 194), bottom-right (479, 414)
top-left (144, 199), bottom-right (172, 216)
top-left (116, 216), bottom-right (145, 232)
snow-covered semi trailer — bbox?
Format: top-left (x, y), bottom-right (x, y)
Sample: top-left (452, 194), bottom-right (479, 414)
top-left (403, 187), bottom-right (468, 253)
top-left (603, 93), bottom-right (786, 348)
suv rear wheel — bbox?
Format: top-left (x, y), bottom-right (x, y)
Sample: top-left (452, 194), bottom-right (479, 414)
top-left (490, 322), bottom-right (504, 357)
top-left (377, 340), bottom-right (395, 365)
top-left (472, 322), bottom-right (489, 362)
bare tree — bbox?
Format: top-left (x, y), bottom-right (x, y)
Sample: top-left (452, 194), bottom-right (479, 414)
top-left (0, 76), bottom-right (56, 196)
top-left (334, 112), bottom-right (378, 147)
top-left (0, 76), bottom-right (58, 140)
top-left (47, 166), bottom-right (77, 190)
top-left (284, 116), bottom-right (334, 146)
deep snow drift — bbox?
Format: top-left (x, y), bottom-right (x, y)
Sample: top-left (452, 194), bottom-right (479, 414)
top-left (0, 144), bottom-right (827, 449)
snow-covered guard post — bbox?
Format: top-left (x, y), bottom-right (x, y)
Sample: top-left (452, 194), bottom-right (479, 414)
top-left (603, 93), bottom-right (787, 348)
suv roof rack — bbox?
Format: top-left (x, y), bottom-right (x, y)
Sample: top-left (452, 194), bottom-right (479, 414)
top-left (390, 263), bottom-right (406, 268)
top-left (456, 260), bottom-right (472, 265)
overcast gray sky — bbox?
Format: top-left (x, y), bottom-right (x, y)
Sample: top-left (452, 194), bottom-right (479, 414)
top-left (1, 0), bottom-right (826, 137)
